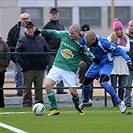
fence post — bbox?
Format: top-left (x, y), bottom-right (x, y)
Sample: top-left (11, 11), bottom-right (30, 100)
top-left (104, 90), bottom-right (107, 107)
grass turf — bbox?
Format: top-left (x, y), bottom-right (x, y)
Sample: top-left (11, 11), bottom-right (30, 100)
top-left (0, 107), bottom-right (133, 133)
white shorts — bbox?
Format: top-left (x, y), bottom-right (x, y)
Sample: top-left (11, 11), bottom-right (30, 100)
top-left (46, 66), bottom-right (79, 87)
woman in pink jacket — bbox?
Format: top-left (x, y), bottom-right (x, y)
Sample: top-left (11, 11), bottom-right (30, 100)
top-left (107, 18), bottom-right (130, 107)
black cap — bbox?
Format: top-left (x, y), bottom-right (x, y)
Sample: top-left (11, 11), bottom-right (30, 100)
top-left (49, 8), bottom-right (59, 13)
top-left (81, 23), bottom-right (90, 31)
top-left (25, 21), bottom-right (35, 28)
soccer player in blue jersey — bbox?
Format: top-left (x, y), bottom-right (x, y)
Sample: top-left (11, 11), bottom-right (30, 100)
top-left (79, 30), bottom-right (133, 113)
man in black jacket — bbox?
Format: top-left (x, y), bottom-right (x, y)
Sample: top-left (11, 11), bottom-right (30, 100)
top-left (43, 7), bottom-right (67, 94)
top-left (16, 21), bottom-right (49, 107)
top-left (6, 13), bottom-right (30, 96)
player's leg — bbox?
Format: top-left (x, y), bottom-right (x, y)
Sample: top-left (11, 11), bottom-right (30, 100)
top-left (78, 60), bottom-right (93, 99)
top-left (63, 71), bottom-right (84, 115)
top-left (100, 74), bottom-right (126, 113)
top-left (69, 87), bottom-right (84, 115)
top-left (44, 78), bottom-right (60, 116)
top-left (79, 77), bottom-right (94, 110)
top-left (44, 66), bottom-right (62, 116)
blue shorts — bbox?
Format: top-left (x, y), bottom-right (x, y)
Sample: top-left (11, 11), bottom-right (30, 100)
top-left (85, 62), bottom-right (114, 80)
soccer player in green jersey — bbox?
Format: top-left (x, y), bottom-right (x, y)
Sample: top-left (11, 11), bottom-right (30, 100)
top-left (40, 24), bottom-right (93, 116)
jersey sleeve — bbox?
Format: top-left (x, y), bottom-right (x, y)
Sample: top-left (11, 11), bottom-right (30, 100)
top-left (40, 29), bottom-right (65, 39)
top-left (102, 39), bottom-right (131, 63)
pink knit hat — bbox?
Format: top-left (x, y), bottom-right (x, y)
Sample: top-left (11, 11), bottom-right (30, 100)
top-left (113, 18), bottom-right (123, 31)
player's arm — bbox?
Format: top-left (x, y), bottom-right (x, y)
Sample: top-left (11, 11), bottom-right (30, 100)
top-left (103, 40), bottom-right (133, 69)
top-left (40, 29), bottom-right (65, 39)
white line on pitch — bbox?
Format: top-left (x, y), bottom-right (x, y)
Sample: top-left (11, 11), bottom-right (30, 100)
top-left (0, 112), bottom-right (32, 115)
top-left (0, 122), bottom-right (28, 133)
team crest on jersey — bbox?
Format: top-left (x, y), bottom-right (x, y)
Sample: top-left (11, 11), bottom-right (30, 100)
top-left (61, 49), bottom-right (74, 58)
top-left (109, 45), bottom-right (116, 50)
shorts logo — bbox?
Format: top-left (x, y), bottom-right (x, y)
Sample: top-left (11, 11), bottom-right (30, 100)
top-left (61, 49), bottom-right (74, 58)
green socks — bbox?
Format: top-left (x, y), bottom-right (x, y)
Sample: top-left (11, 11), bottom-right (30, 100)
top-left (72, 95), bottom-right (80, 109)
top-left (47, 91), bottom-right (59, 110)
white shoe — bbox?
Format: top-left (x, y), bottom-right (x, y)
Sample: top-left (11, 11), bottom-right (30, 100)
top-left (79, 99), bottom-right (92, 110)
top-left (118, 101), bottom-right (126, 113)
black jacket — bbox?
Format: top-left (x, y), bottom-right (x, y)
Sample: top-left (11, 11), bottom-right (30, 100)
top-left (16, 34), bottom-right (50, 72)
top-left (43, 20), bottom-right (65, 49)
top-left (6, 21), bottom-right (21, 52)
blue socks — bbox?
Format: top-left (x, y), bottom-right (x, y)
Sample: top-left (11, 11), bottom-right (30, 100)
top-left (82, 84), bottom-right (92, 102)
top-left (100, 82), bottom-right (121, 104)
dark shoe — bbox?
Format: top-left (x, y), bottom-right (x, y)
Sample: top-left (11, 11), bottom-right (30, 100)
top-left (125, 104), bottom-right (131, 107)
top-left (56, 91), bottom-right (68, 94)
top-left (76, 108), bottom-right (84, 115)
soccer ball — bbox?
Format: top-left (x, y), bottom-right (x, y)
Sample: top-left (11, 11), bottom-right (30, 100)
top-left (32, 103), bottom-right (46, 116)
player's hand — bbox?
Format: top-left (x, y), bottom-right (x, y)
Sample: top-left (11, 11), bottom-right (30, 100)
top-left (127, 61), bottom-right (133, 70)
top-left (93, 58), bottom-right (101, 64)
top-left (79, 47), bottom-right (86, 54)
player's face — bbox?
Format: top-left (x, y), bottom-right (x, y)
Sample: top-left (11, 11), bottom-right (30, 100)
top-left (85, 37), bottom-right (96, 46)
top-left (69, 29), bottom-right (79, 40)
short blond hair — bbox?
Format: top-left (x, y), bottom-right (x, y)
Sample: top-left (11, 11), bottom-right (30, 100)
top-left (85, 30), bottom-right (96, 41)
top-left (69, 24), bottom-right (80, 32)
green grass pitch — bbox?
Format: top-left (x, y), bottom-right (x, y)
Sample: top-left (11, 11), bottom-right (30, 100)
top-left (0, 107), bottom-right (133, 133)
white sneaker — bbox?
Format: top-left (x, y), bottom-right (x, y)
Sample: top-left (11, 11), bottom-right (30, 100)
top-left (79, 99), bottom-right (92, 110)
top-left (118, 101), bottom-right (126, 113)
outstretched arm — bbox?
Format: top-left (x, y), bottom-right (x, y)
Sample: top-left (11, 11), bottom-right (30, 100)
top-left (40, 29), bottom-right (65, 40)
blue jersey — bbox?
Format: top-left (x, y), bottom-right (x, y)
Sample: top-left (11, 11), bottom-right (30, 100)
top-left (83, 36), bottom-right (131, 79)
top-left (87, 36), bottom-right (131, 65)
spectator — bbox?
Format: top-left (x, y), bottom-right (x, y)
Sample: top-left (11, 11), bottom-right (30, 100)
top-left (107, 18), bottom-right (130, 106)
top-left (16, 21), bottom-right (49, 107)
top-left (0, 37), bottom-right (10, 107)
top-left (40, 24), bottom-right (93, 116)
top-left (79, 30), bottom-right (133, 113)
top-left (42, 7), bottom-right (67, 94)
top-left (124, 20), bottom-right (133, 107)
top-left (6, 13), bottom-right (31, 96)
top-left (78, 23), bottom-right (93, 105)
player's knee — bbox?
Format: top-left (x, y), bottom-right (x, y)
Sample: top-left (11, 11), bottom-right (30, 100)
top-left (44, 80), bottom-right (54, 92)
top-left (83, 77), bottom-right (94, 86)
top-left (99, 74), bottom-right (109, 83)
top-left (69, 88), bottom-right (77, 97)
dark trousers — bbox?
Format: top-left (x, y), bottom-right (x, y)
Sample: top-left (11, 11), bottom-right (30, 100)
top-left (0, 72), bottom-right (5, 107)
top-left (111, 75), bottom-right (127, 106)
top-left (22, 70), bottom-right (44, 107)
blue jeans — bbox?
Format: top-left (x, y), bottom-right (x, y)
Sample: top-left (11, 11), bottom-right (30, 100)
top-left (111, 75), bottom-right (127, 106)
top-left (124, 71), bottom-right (133, 107)
top-left (14, 62), bottom-right (22, 94)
